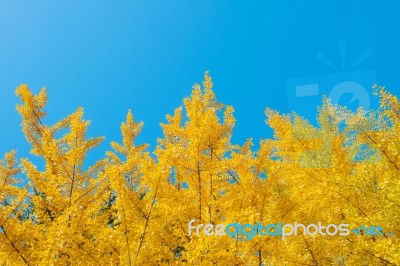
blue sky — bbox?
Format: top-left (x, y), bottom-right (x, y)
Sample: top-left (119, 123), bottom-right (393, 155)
top-left (1, 1), bottom-right (399, 162)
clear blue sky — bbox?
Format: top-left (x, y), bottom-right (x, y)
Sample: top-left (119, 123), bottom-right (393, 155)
top-left (1, 1), bottom-right (399, 162)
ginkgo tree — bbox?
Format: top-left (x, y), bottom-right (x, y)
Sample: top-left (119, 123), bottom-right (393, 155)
top-left (0, 75), bottom-right (399, 265)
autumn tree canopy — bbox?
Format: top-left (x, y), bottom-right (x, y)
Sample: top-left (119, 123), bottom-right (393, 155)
top-left (0, 74), bottom-right (399, 265)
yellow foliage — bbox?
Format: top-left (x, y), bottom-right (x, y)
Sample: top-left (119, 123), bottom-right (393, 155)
top-left (0, 77), bottom-right (399, 265)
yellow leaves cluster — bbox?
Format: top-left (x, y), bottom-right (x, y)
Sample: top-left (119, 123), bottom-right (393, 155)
top-left (0, 74), bottom-right (399, 265)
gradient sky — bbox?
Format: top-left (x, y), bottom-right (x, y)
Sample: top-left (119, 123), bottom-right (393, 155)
top-left (1, 1), bottom-right (399, 163)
